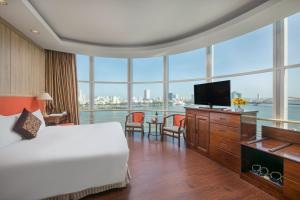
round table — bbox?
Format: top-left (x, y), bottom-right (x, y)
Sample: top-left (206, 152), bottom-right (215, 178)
top-left (147, 121), bottom-right (163, 139)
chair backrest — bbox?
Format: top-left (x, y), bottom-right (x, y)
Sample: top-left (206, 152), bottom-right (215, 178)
top-left (173, 114), bottom-right (185, 127)
top-left (132, 112), bottom-right (145, 123)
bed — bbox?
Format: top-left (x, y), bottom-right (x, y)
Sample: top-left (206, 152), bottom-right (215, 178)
top-left (0, 96), bottom-right (130, 200)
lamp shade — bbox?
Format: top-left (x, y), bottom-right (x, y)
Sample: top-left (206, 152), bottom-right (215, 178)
top-left (38, 93), bottom-right (53, 101)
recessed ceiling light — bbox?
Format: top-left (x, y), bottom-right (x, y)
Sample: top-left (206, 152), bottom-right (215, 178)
top-left (0, 0), bottom-right (8, 6)
top-left (30, 29), bottom-right (40, 34)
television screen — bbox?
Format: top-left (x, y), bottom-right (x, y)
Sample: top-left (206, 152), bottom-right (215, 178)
top-left (194, 80), bottom-right (231, 107)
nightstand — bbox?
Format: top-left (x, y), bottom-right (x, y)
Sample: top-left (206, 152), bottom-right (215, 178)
top-left (44, 115), bottom-right (67, 126)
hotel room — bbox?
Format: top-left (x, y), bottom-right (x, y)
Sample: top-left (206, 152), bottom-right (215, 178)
top-left (1, 0), bottom-right (300, 199)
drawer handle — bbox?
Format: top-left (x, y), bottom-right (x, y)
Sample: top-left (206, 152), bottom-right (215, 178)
top-left (219, 117), bottom-right (226, 120)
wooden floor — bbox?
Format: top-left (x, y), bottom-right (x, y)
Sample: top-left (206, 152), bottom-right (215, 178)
top-left (85, 134), bottom-right (275, 200)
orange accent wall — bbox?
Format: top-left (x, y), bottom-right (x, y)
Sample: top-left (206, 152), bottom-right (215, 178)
top-left (0, 96), bottom-right (44, 116)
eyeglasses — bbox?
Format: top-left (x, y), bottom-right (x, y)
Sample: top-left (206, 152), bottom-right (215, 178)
top-left (269, 171), bottom-right (283, 185)
top-left (251, 164), bottom-right (283, 185)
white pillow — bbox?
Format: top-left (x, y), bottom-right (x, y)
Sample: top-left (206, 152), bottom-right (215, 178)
top-left (0, 115), bottom-right (22, 148)
top-left (32, 110), bottom-right (46, 129)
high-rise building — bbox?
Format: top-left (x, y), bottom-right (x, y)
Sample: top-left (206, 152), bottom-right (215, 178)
top-left (144, 89), bottom-right (150, 100)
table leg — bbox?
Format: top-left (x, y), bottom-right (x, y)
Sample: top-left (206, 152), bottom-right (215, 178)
top-left (148, 123), bottom-right (151, 137)
top-left (155, 123), bottom-right (158, 140)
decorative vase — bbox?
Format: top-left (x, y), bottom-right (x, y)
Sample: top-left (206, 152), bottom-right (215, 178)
top-left (235, 105), bottom-right (244, 112)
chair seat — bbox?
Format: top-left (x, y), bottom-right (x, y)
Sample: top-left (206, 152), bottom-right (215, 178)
top-left (126, 122), bottom-right (143, 128)
top-left (163, 126), bottom-right (183, 133)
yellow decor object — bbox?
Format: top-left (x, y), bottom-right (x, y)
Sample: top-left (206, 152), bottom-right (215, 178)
top-left (232, 97), bottom-right (247, 106)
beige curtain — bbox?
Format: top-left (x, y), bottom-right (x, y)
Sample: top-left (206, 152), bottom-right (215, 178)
top-left (45, 50), bottom-right (79, 125)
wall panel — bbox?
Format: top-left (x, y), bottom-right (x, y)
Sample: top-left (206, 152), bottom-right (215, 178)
top-left (0, 22), bottom-right (10, 95)
top-left (0, 19), bottom-right (45, 96)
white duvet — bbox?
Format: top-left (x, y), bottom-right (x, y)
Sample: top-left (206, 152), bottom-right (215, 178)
top-left (0, 122), bottom-right (129, 200)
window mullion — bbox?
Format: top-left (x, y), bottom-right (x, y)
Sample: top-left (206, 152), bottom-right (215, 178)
top-left (89, 56), bottom-right (95, 123)
top-left (206, 45), bottom-right (213, 82)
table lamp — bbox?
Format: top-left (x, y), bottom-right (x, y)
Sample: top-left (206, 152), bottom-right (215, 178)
top-left (38, 92), bottom-right (53, 116)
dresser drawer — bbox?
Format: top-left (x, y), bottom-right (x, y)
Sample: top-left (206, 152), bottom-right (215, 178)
top-left (211, 132), bottom-right (241, 156)
top-left (210, 123), bottom-right (240, 141)
top-left (284, 159), bottom-right (300, 183)
top-left (210, 113), bottom-right (240, 128)
top-left (210, 145), bottom-right (240, 173)
top-left (284, 178), bottom-right (300, 200)
top-left (196, 110), bottom-right (209, 117)
top-left (186, 109), bottom-right (196, 115)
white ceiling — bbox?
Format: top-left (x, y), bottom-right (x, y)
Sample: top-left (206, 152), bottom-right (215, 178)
top-left (1, 0), bottom-right (300, 57)
top-left (29, 0), bottom-right (266, 47)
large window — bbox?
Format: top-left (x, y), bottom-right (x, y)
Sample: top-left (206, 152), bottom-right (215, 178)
top-left (94, 57), bottom-right (127, 82)
top-left (286, 12), bottom-right (300, 130)
top-left (76, 54), bottom-right (89, 81)
top-left (169, 49), bottom-right (206, 80)
top-left (288, 12), bottom-right (300, 65)
top-left (168, 81), bottom-right (200, 112)
top-left (168, 48), bottom-right (206, 112)
top-left (76, 11), bottom-right (300, 132)
top-left (214, 73), bottom-right (273, 119)
top-left (214, 25), bottom-right (273, 76)
top-left (133, 57), bottom-right (163, 82)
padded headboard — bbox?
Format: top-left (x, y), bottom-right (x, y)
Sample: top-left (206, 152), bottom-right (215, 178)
top-left (0, 96), bottom-right (44, 116)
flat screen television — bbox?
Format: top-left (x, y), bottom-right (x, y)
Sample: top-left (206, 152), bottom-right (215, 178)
top-left (194, 80), bottom-right (231, 108)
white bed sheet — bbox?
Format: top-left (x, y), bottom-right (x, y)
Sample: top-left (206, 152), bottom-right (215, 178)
top-left (0, 122), bottom-right (129, 200)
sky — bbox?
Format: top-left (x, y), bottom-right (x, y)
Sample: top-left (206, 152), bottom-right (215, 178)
top-left (77, 12), bottom-right (300, 100)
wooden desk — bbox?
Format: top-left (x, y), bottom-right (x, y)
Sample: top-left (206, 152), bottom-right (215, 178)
top-left (44, 115), bottom-right (67, 126)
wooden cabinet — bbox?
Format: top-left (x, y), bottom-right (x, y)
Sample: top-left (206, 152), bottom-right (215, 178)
top-left (284, 159), bottom-right (300, 200)
top-left (186, 110), bottom-right (196, 148)
top-left (185, 107), bottom-right (257, 172)
top-left (195, 114), bottom-right (209, 154)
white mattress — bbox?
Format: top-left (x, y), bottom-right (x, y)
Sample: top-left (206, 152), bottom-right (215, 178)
top-left (0, 122), bottom-right (129, 200)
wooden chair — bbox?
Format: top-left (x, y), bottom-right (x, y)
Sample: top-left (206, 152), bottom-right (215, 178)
top-left (161, 114), bottom-right (186, 147)
top-left (125, 112), bottom-right (145, 136)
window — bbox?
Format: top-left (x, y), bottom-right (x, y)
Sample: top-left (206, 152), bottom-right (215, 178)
top-left (132, 83), bottom-right (163, 110)
top-left (76, 54), bottom-right (89, 81)
top-left (288, 12), bottom-right (300, 65)
top-left (94, 111), bottom-right (128, 127)
top-left (169, 49), bottom-right (206, 80)
top-left (78, 82), bottom-right (89, 110)
top-left (214, 73), bottom-right (273, 118)
top-left (287, 68), bottom-right (300, 130)
top-left (168, 81), bottom-right (201, 111)
top-left (77, 82), bottom-right (90, 123)
top-left (214, 25), bottom-right (273, 76)
top-left (94, 57), bottom-right (127, 82)
top-left (133, 57), bottom-right (163, 82)
top-left (94, 83), bottom-right (128, 110)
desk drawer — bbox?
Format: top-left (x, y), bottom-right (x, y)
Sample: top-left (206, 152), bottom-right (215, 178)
top-left (210, 123), bottom-right (240, 141)
top-left (211, 132), bottom-right (241, 156)
top-left (285, 159), bottom-right (300, 183)
top-left (210, 113), bottom-right (240, 128)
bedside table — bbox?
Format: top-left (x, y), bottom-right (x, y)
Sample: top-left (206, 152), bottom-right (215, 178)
top-left (44, 115), bottom-right (67, 126)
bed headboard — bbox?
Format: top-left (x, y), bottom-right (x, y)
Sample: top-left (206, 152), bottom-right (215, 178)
top-left (0, 96), bottom-right (44, 116)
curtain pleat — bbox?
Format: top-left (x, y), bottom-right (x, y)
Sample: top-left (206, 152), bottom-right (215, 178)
top-left (45, 50), bottom-right (79, 125)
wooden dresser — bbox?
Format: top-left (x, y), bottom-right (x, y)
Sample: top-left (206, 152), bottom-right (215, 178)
top-left (185, 107), bottom-right (257, 173)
